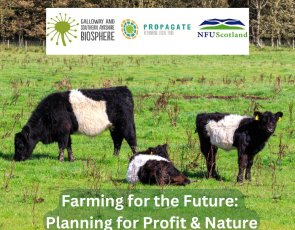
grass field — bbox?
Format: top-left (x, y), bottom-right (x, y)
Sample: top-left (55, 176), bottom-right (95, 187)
top-left (0, 45), bottom-right (295, 229)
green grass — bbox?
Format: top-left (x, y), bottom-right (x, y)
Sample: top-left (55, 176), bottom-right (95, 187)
top-left (0, 45), bottom-right (295, 229)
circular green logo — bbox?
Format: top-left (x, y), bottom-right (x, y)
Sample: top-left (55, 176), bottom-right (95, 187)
top-left (121, 19), bottom-right (138, 39)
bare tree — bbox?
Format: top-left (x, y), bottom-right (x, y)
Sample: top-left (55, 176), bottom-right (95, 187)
top-left (250, 0), bottom-right (270, 48)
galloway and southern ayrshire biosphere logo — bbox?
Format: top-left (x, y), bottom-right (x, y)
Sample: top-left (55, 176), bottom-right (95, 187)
top-left (121, 19), bottom-right (138, 39)
top-left (200, 19), bottom-right (245, 30)
top-left (47, 13), bottom-right (79, 46)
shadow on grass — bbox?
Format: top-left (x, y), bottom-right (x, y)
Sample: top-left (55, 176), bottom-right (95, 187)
top-left (185, 171), bottom-right (233, 182)
top-left (112, 179), bottom-right (126, 183)
top-left (0, 151), bottom-right (14, 161)
top-left (0, 151), bottom-right (59, 161)
top-left (0, 150), bottom-right (115, 163)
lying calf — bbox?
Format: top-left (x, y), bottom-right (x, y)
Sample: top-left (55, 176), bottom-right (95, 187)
top-left (195, 111), bottom-right (283, 182)
top-left (126, 144), bottom-right (195, 186)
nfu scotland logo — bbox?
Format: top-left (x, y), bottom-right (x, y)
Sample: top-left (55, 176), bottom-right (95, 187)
top-left (121, 19), bottom-right (138, 39)
top-left (47, 13), bottom-right (79, 46)
top-left (198, 18), bottom-right (247, 38)
top-left (200, 19), bottom-right (245, 30)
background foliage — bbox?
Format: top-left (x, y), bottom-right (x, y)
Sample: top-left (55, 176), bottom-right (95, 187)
top-left (1, 0), bottom-right (295, 47)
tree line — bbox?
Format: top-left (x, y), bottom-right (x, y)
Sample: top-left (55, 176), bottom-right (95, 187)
top-left (0, 0), bottom-right (294, 47)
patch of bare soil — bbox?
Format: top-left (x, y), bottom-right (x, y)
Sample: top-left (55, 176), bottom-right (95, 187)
top-left (142, 93), bottom-right (268, 100)
top-left (182, 95), bottom-right (268, 100)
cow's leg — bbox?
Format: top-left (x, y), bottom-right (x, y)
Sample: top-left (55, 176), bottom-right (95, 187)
top-left (110, 129), bottom-right (124, 156)
top-left (121, 122), bottom-right (137, 155)
top-left (198, 127), bottom-right (217, 179)
top-left (237, 153), bottom-right (248, 183)
top-left (199, 135), bottom-right (218, 179)
top-left (207, 145), bottom-right (218, 179)
top-left (57, 135), bottom-right (69, 162)
top-left (67, 136), bottom-right (74, 162)
top-left (58, 145), bottom-right (65, 162)
top-left (245, 155), bottom-right (254, 181)
top-left (170, 174), bottom-right (192, 186)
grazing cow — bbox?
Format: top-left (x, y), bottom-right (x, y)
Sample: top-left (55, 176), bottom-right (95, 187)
top-left (126, 144), bottom-right (196, 186)
top-left (14, 86), bottom-right (138, 162)
top-left (195, 111), bottom-right (283, 182)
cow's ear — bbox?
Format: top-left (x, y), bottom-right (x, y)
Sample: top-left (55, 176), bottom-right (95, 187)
top-left (275, 112), bottom-right (283, 122)
top-left (147, 147), bottom-right (154, 155)
top-left (253, 111), bottom-right (262, 121)
top-left (163, 143), bottom-right (168, 150)
top-left (22, 126), bottom-right (31, 139)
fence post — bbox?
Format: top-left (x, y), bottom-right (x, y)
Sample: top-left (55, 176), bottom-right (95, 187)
top-left (293, 39), bottom-right (294, 49)
top-left (277, 39), bottom-right (279, 49)
top-left (7, 40), bottom-right (9, 48)
top-left (25, 40), bottom-right (27, 51)
top-left (43, 41), bottom-right (45, 49)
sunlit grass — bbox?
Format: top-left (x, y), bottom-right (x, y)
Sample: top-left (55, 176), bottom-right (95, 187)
top-left (0, 46), bottom-right (294, 229)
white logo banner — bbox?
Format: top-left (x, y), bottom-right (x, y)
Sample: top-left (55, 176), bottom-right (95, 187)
top-left (46, 8), bottom-right (249, 55)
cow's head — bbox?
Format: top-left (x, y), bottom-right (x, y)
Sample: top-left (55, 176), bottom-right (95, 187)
top-left (146, 144), bottom-right (170, 160)
top-left (14, 126), bottom-right (34, 161)
top-left (254, 111), bottom-right (283, 134)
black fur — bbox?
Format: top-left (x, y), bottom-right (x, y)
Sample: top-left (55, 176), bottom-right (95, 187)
top-left (129, 144), bottom-right (195, 186)
top-left (195, 111), bottom-right (283, 182)
top-left (129, 144), bottom-right (170, 162)
top-left (14, 86), bottom-right (137, 162)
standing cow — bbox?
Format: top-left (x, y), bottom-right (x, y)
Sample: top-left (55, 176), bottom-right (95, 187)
top-left (14, 86), bottom-right (138, 162)
top-left (195, 111), bottom-right (283, 182)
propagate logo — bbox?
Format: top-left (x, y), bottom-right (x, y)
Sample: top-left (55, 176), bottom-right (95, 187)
top-left (199, 19), bottom-right (245, 30)
top-left (121, 19), bottom-right (138, 39)
top-left (47, 13), bottom-right (79, 46)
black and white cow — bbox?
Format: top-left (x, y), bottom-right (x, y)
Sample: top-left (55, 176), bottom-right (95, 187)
top-left (127, 144), bottom-right (196, 186)
top-left (195, 111), bottom-right (283, 182)
top-left (14, 86), bottom-right (137, 162)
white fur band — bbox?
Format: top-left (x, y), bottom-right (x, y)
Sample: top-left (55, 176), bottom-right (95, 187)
top-left (69, 90), bottom-right (112, 136)
top-left (205, 114), bottom-right (249, 151)
top-left (126, 154), bottom-right (169, 183)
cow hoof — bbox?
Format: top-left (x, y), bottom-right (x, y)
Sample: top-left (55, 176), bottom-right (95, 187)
top-left (58, 155), bottom-right (64, 162)
top-left (113, 148), bottom-right (120, 156)
top-left (68, 154), bottom-right (75, 162)
top-left (131, 146), bottom-right (138, 155)
top-left (209, 174), bottom-right (219, 180)
top-left (237, 175), bottom-right (244, 183)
